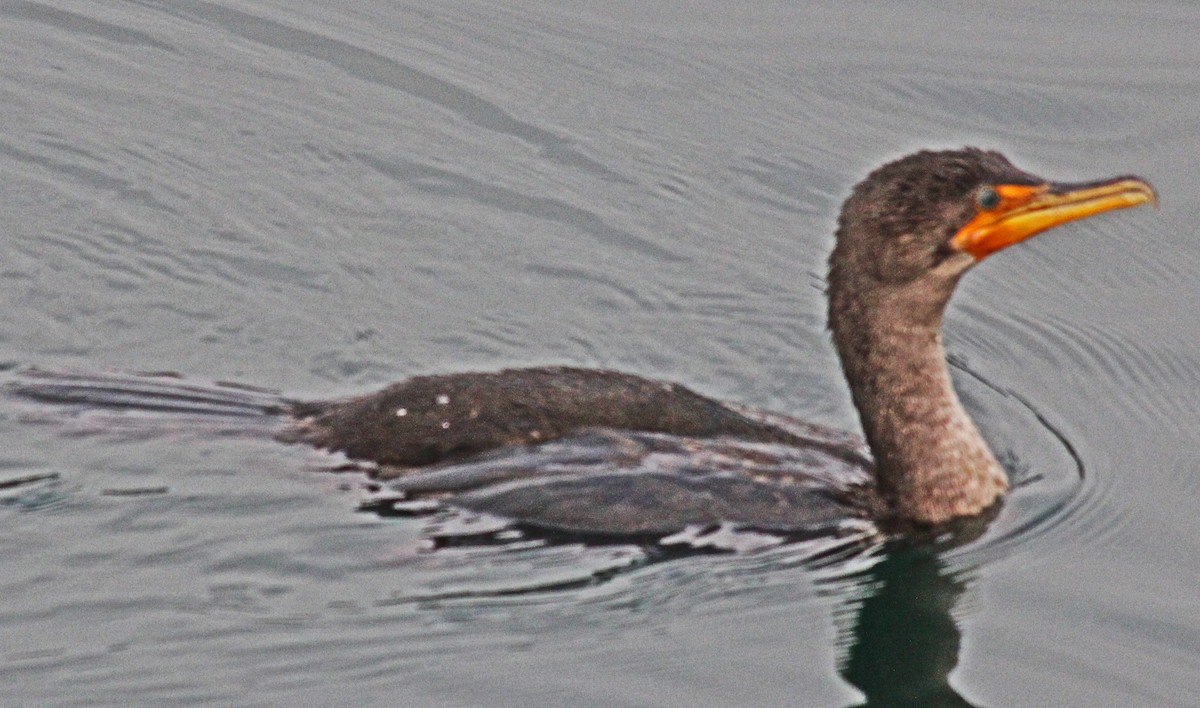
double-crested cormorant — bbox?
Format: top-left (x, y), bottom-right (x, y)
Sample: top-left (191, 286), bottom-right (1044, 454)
top-left (8, 149), bottom-right (1156, 539)
top-left (278, 148), bottom-right (1155, 534)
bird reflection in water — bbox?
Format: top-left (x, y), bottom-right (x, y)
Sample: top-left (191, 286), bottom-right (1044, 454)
top-left (839, 531), bottom-right (989, 708)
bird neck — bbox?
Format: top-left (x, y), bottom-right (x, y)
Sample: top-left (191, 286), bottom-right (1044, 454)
top-left (829, 282), bottom-right (1009, 524)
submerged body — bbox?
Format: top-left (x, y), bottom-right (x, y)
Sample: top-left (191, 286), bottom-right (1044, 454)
top-left (6, 149), bottom-right (1156, 540)
top-left (284, 367), bottom-right (882, 537)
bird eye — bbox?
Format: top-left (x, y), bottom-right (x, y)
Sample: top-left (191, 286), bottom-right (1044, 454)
top-left (976, 186), bottom-right (1001, 210)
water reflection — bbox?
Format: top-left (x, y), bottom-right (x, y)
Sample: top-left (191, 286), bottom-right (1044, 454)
top-left (367, 499), bottom-right (992, 708)
top-left (839, 533), bottom-right (989, 708)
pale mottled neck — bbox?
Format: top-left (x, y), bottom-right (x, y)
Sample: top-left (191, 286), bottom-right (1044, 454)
top-left (830, 286), bottom-right (1009, 523)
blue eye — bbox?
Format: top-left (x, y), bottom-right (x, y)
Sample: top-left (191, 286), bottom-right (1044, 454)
top-left (977, 187), bottom-right (1001, 209)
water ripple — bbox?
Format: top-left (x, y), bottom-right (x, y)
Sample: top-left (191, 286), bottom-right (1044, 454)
top-left (352, 152), bottom-right (680, 263)
top-left (0, 1), bottom-right (176, 53)
top-left (154, 1), bottom-right (628, 185)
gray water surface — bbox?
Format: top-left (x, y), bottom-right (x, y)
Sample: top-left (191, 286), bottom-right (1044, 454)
top-left (3, 2), bottom-right (1199, 706)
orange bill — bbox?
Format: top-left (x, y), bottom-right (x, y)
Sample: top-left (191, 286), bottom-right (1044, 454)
top-left (953, 177), bottom-right (1157, 259)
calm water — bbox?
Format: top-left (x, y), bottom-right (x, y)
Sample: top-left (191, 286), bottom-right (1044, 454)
top-left (3, 2), bottom-right (1199, 706)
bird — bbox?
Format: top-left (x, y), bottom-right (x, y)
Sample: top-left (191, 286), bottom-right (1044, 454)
top-left (8, 149), bottom-right (1156, 541)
